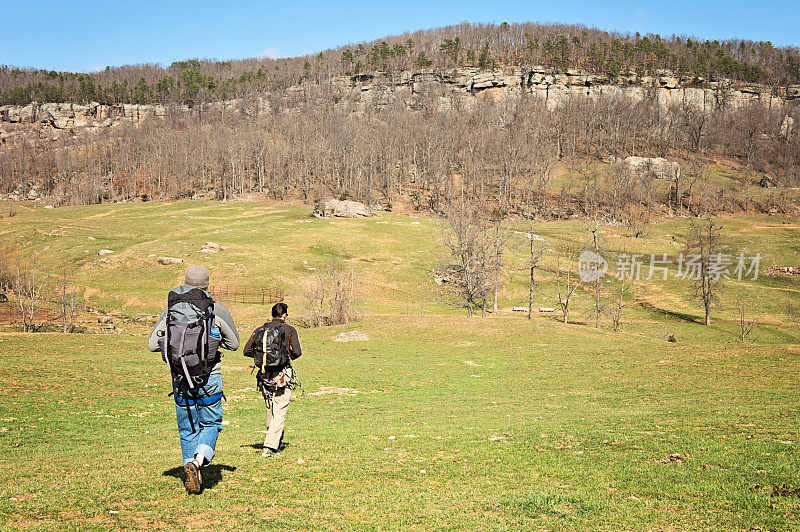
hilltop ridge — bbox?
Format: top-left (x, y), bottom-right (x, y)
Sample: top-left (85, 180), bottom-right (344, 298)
top-left (1, 65), bottom-right (796, 141)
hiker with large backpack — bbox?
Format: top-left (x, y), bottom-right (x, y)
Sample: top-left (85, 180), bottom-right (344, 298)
top-left (147, 265), bottom-right (239, 494)
top-left (243, 302), bottom-right (302, 457)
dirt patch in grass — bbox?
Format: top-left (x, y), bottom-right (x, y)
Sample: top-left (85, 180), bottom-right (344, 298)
top-left (741, 224), bottom-right (800, 231)
top-left (84, 287), bottom-right (108, 300)
top-left (650, 453), bottom-right (688, 464)
top-left (770, 484), bottom-right (800, 497)
top-left (86, 211), bottom-right (114, 220)
top-left (0, 302), bottom-right (22, 323)
top-left (125, 295), bottom-right (146, 307)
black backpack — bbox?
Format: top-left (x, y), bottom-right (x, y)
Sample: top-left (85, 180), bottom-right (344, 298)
top-left (254, 322), bottom-right (290, 371)
top-left (159, 288), bottom-right (220, 388)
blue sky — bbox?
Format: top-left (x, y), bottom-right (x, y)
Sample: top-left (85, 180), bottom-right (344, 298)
top-left (2, 1), bottom-right (798, 72)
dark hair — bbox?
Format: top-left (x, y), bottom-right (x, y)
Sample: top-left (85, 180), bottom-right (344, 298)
top-left (272, 302), bottom-right (288, 318)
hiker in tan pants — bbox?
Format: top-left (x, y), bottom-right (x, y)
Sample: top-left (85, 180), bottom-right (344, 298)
top-left (243, 302), bottom-right (302, 457)
top-left (263, 367), bottom-right (295, 452)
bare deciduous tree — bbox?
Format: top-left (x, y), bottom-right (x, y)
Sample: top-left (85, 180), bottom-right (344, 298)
top-left (440, 201), bottom-right (490, 317)
top-left (686, 217), bottom-right (723, 326)
top-left (55, 267), bottom-right (84, 333)
top-left (734, 296), bottom-right (759, 343)
top-left (523, 226), bottom-right (547, 320)
top-left (585, 220), bottom-right (603, 329)
top-left (0, 240), bottom-right (16, 294)
top-left (556, 242), bottom-right (579, 324)
top-left (610, 275), bottom-right (633, 332)
top-left (14, 256), bottom-right (47, 332)
top-left (301, 258), bottom-right (359, 328)
top-left (487, 217), bottom-right (512, 313)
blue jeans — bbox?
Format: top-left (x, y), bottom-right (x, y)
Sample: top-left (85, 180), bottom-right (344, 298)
top-left (173, 373), bottom-right (223, 466)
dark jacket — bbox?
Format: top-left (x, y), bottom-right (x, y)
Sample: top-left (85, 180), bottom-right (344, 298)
top-left (243, 319), bottom-right (302, 368)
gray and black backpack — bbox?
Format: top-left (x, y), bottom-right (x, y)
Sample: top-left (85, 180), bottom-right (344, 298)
top-left (253, 322), bottom-right (291, 372)
top-left (159, 288), bottom-right (220, 388)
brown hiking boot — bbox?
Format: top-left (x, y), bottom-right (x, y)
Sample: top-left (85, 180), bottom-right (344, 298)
top-left (184, 462), bottom-right (202, 494)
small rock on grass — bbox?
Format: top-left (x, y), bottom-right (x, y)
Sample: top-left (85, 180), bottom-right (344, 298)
top-left (157, 256), bottom-right (184, 265)
top-left (659, 453), bottom-right (688, 463)
top-left (200, 242), bottom-right (225, 253)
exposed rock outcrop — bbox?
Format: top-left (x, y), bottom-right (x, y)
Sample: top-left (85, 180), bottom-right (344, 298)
top-left (0, 101), bottom-right (177, 131)
top-left (312, 199), bottom-right (372, 218)
top-left (623, 156), bottom-right (681, 180)
top-left (1, 67), bottom-right (796, 140)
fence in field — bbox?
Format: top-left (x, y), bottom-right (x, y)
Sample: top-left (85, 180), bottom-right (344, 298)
top-left (210, 284), bottom-right (284, 305)
top-left (0, 291), bottom-right (72, 325)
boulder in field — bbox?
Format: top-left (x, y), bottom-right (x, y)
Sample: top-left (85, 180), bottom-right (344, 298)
top-left (623, 156), bottom-right (680, 180)
top-left (312, 199), bottom-right (372, 218)
top-left (332, 331), bottom-right (369, 342)
top-left (200, 242), bottom-right (225, 253)
top-left (157, 256), bottom-right (184, 265)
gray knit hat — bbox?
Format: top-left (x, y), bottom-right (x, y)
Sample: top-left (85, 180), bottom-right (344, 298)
top-left (184, 265), bottom-right (210, 289)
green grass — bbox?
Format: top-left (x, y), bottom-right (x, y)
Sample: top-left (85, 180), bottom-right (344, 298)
top-left (1, 318), bottom-right (800, 530)
top-left (1, 200), bottom-right (800, 529)
top-left (2, 200), bottom-right (798, 324)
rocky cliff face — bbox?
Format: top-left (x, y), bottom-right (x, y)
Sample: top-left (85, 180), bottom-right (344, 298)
top-left (396, 66), bottom-right (793, 112)
top-left (1, 66), bottom-right (796, 143)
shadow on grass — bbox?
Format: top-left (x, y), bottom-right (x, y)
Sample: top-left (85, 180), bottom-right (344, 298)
top-left (638, 301), bottom-right (700, 323)
top-left (162, 464), bottom-right (237, 490)
top-left (543, 315), bottom-right (587, 326)
top-left (242, 441), bottom-right (292, 451)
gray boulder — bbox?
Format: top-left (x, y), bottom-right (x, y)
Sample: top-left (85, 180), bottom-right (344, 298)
top-left (157, 256), bottom-right (184, 265)
top-left (312, 199), bottom-right (372, 218)
top-left (20, 104), bottom-right (37, 123)
top-left (624, 156), bottom-right (680, 180)
top-left (332, 331), bottom-right (369, 342)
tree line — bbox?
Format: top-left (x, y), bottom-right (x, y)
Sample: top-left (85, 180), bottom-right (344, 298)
top-left (2, 21), bottom-right (799, 106)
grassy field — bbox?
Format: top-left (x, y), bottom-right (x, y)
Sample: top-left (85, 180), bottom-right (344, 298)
top-left (1, 200), bottom-right (800, 530)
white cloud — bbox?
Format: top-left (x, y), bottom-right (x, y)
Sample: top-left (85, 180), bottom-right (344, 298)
top-left (258, 47), bottom-right (279, 59)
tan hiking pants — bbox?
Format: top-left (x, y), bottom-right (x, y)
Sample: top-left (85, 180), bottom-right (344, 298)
top-left (264, 386), bottom-right (292, 451)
